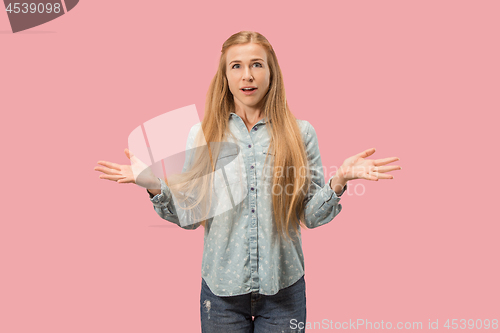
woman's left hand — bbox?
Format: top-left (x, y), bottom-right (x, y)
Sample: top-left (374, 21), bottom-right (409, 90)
top-left (338, 148), bottom-right (401, 182)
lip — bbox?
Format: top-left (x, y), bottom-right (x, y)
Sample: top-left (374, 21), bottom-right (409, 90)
top-left (240, 87), bottom-right (258, 95)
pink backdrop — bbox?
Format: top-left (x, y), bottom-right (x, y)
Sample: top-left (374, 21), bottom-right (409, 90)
top-left (1, 0), bottom-right (499, 332)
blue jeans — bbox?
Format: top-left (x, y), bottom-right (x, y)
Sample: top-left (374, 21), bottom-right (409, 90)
top-left (200, 275), bottom-right (306, 333)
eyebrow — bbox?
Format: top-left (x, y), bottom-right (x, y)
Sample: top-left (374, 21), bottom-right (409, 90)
top-left (229, 58), bottom-right (265, 65)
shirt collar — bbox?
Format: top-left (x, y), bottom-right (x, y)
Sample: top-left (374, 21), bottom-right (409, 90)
top-left (229, 112), bottom-right (269, 124)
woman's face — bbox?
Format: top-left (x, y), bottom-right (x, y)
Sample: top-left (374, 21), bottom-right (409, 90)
top-left (225, 43), bottom-right (270, 111)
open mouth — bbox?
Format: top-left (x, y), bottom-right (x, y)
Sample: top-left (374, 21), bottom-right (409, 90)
top-left (241, 88), bottom-right (257, 95)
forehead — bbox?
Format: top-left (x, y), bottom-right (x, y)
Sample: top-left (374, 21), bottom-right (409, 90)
top-left (226, 43), bottom-right (267, 63)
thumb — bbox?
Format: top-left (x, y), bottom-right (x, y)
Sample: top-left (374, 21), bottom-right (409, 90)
top-left (126, 150), bottom-right (143, 166)
top-left (124, 148), bottom-right (134, 159)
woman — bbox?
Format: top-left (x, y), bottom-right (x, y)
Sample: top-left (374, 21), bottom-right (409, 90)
top-left (94, 31), bottom-right (401, 332)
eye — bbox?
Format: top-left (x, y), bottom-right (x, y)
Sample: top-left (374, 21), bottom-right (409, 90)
top-left (231, 63), bottom-right (263, 69)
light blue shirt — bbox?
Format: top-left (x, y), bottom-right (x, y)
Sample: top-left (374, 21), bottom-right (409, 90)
top-left (148, 113), bottom-right (346, 296)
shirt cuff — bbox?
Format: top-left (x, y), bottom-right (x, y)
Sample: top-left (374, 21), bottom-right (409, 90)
top-left (147, 177), bottom-right (173, 205)
top-left (325, 175), bottom-right (347, 201)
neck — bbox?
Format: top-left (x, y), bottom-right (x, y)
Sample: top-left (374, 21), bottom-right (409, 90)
top-left (234, 104), bottom-right (264, 127)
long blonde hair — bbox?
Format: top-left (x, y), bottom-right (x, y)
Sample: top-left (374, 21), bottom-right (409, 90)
top-left (167, 31), bottom-right (311, 242)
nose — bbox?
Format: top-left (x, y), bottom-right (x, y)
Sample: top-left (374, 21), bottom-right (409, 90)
top-left (243, 68), bottom-right (254, 81)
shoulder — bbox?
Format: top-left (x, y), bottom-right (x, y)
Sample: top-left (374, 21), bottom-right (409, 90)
top-left (190, 122), bottom-right (202, 133)
top-left (295, 119), bottom-right (316, 144)
top-left (188, 122), bottom-right (202, 138)
top-left (185, 122), bottom-right (203, 148)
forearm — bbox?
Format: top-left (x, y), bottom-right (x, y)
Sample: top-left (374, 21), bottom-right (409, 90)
top-left (148, 179), bottom-right (199, 229)
top-left (329, 172), bottom-right (348, 196)
top-left (147, 177), bottom-right (162, 196)
top-left (147, 188), bottom-right (161, 196)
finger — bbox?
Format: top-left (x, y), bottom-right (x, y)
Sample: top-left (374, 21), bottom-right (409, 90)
top-left (124, 148), bottom-right (135, 159)
top-left (99, 174), bottom-right (127, 181)
top-left (362, 173), bottom-right (379, 181)
top-left (373, 157), bottom-right (400, 166)
top-left (371, 172), bottom-right (394, 180)
top-left (355, 148), bottom-right (376, 159)
top-left (96, 160), bottom-right (121, 171)
top-left (124, 149), bottom-right (141, 164)
top-left (94, 166), bottom-right (121, 175)
top-left (372, 165), bottom-right (402, 173)
top-left (129, 154), bottom-right (146, 168)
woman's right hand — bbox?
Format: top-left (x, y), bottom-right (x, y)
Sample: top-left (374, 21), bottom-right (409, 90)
top-left (94, 148), bottom-right (161, 189)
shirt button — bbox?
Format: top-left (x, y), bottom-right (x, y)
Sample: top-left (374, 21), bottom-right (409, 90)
top-left (248, 144), bottom-right (252, 148)
top-left (253, 127), bottom-right (257, 131)
top-left (251, 187), bottom-right (254, 191)
top-left (251, 165), bottom-right (254, 169)
top-left (251, 209), bottom-right (255, 213)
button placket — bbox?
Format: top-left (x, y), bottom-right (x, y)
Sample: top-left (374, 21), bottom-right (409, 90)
top-left (233, 118), bottom-right (259, 292)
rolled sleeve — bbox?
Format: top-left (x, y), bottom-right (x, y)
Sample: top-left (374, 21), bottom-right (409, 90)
top-left (148, 177), bottom-right (174, 213)
top-left (325, 174), bottom-right (347, 199)
top-left (146, 122), bottom-right (203, 230)
top-left (302, 121), bottom-right (346, 229)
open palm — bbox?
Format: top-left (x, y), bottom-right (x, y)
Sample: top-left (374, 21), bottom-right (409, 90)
top-left (339, 148), bottom-right (401, 181)
top-left (94, 148), bottom-right (161, 189)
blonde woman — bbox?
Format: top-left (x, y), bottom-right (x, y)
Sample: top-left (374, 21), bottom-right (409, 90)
top-left (95, 31), bottom-right (401, 332)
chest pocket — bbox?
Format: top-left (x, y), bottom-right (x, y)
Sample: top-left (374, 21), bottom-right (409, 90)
top-left (215, 145), bottom-right (239, 170)
top-left (261, 145), bottom-right (276, 163)
top-left (258, 145), bottom-right (276, 182)
top-left (214, 144), bottom-right (245, 186)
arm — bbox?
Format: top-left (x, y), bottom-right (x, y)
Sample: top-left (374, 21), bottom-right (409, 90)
top-left (302, 121), bottom-right (347, 229)
top-left (147, 188), bottom-right (161, 196)
top-left (147, 123), bottom-right (202, 230)
top-left (329, 173), bottom-right (348, 196)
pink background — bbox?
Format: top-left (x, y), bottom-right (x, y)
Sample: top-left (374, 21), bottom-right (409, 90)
top-left (1, 0), bottom-right (499, 332)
